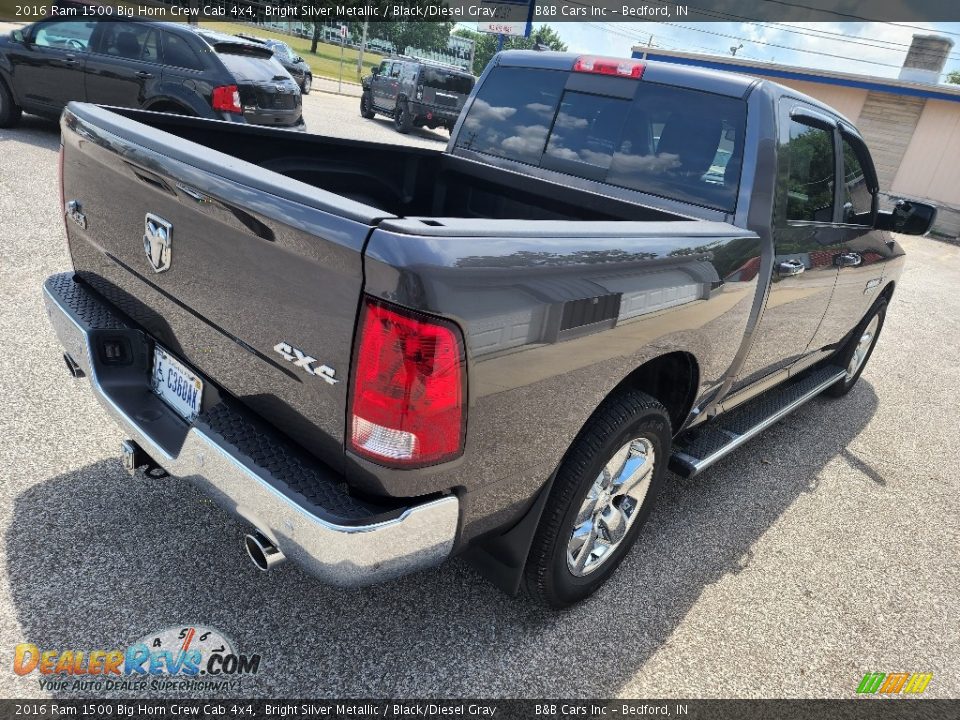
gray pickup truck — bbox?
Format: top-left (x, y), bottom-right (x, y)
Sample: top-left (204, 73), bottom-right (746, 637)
top-left (44, 51), bottom-right (935, 607)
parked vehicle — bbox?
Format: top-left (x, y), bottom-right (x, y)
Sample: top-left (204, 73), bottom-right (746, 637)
top-left (361, 56), bottom-right (475, 133)
top-left (44, 51), bottom-right (934, 607)
top-left (235, 33), bottom-right (312, 94)
top-left (0, 20), bottom-right (305, 130)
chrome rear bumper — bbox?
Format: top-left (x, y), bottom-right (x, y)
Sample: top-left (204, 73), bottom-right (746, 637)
top-left (42, 273), bottom-right (459, 587)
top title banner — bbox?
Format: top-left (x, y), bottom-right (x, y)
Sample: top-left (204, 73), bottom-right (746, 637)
top-left (2, 0), bottom-right (958, 23)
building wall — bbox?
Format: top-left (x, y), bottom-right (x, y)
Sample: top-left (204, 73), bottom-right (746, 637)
top-left (774, 78), bottom-right (869, 124)
top-left (855, 91), bottom-right (928, 192)
top-left (892, 99), bottom-right (960, 206)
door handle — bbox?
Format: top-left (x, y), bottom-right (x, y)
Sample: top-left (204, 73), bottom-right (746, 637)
top-left (834, 252), bottom-right (862, 267)
top-left (63, 54), bottom-right (79, 64)
top-left (135, 71), bottom-right (154, 79)
top-left (776, 260), bottom-right (806, 276)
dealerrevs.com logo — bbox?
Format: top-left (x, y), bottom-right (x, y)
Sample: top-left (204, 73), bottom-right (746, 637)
top-left (13, 626), bottom-right (262, 693)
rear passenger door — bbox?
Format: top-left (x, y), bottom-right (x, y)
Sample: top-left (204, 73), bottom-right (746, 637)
top-left (732, 102), bottom-right (844, 391)
top-left (85, 22), bottom-right (161, 109)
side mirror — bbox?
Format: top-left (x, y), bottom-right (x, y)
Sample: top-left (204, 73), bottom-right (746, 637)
top-left (886, 198), bottom-right (937, 236)
top-left (371, 66), bottom-right (380, 76)
top-left (11, 29), bottom-right (26, 44)
top-left (293, 56), bottom-right (303, 63)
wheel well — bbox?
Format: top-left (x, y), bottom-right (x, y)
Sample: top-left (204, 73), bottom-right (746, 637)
top-left (880, 280), bottom-right (896, 302)
top-left (609, 352), bottom-right (699, 434)
top-left (146, 101), bottom-right (194, 116)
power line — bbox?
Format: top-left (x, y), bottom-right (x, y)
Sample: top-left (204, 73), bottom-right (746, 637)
top-left (656, 21), bottom-right (954, 77)
top-left (639, 0), bottom-right (960, 63)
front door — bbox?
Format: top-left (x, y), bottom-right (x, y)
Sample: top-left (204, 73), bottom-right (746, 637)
top-left (732, 102), bottom-right (843, 391)
top-left (810, 128), bottom-right (896, 349)
top-left (9, 20), bottom-right (96, 112)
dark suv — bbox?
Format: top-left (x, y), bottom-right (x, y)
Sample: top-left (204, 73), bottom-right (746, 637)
top-left (0, 21), bottom-right (304, 130)
top-left (361, 57), bottom-right (475, 134)
top-left (235, 34), bottom-right (312, 94)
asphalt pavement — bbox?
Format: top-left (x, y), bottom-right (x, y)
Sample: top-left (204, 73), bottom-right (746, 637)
top-left (0, 93), bottom-right (958, 699)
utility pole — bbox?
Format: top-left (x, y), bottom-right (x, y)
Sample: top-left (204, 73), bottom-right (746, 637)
top-left (357, 20), bottom-right (368, 80)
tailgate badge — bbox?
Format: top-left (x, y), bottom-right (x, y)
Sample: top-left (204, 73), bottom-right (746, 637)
top-left (273, 342), bottom-right (338, 385)
top-left (143, 213), bottom-right (172, 273)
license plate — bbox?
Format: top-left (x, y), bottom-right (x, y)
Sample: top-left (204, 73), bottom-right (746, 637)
top-left (151, 346), bottom-right (203, 422)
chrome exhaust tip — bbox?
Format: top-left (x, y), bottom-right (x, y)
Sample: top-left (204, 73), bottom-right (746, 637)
top-left (63, 353), bottom-right (84, 378)
top-left (244, 532), bottom-right (285, 571)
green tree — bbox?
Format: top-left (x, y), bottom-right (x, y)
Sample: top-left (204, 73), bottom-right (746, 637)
top-left (454, 25), bottom-right (567, 75)
top-left (368, 21), bottom-right (455, 56)
top-left (947, 70), bottom-right (960, 84)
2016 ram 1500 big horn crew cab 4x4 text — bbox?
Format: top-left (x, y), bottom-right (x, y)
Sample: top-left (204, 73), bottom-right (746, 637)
top-left (45, 51), bottom-right (933, 607)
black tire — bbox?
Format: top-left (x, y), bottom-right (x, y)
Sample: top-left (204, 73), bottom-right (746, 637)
top-left (0, 77), bottom-right (23, 129)
top-left (394, 100), bottom-right (414, 133)
top-left (302, 75), bottom-right (311, 95)
top-left (360, 90), bottom-right (375, 119)
top-left (525, 390), bottom-right (672, 608)
top-left (826, 297), bottom-right (887, 398)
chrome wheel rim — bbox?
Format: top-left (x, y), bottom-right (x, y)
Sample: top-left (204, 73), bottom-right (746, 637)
top-left (566, 437), bottom-right (656, 577)
top-left (846, 315), bottom-right (880, 379)
top-left (303, 76), bottom-right (311, 93)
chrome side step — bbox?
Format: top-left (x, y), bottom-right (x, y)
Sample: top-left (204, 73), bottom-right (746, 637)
top-left (670, 365), bottom-right (847, 478)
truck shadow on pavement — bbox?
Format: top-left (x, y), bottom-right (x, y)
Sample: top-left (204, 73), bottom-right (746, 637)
top-left (0, 115), bottom-right (61, 150)
top-left (6, 383), bottom-right (879, 698)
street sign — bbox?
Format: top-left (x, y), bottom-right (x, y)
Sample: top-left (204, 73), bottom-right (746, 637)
top-left (478, 0), bottom-right (533, 38)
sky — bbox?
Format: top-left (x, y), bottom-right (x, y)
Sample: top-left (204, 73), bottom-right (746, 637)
top-left (540, 22), bottom-right (960, 82)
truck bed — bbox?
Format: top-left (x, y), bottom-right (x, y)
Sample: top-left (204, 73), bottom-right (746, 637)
top-left (105, 106), bottom-right (685, 223)
top-left (60, 103), bottom-right (760, 510)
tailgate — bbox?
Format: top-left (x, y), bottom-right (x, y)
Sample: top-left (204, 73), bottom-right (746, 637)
top-left (59, 104), bottom-right (383, 469)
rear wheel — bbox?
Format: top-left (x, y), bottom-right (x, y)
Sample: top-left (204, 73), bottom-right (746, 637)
top-left (0, 77), bottom-right (23, 129)
top-left (302, 75), bottom-right (311, 95)
top-left (360, 90), bottom-right (375, 119)
top-left (826, 298), bottom-right (887, 397)
top-left (394, 100), bottom-right (413, 133)
top-left (525, 391), bottom-right (671, 608)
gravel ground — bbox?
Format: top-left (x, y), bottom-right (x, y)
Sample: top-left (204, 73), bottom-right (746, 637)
top-left (1, 98), bottom-right (958, 700)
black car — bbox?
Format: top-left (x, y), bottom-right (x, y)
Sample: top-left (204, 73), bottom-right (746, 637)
top-left (235, 34), bottom-right (312, 94)
top-left (0, 20), bottom-right (304, 130)
top-left (361, 56), bottom-right (474, 134)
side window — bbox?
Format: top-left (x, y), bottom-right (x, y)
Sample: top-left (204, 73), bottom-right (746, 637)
top-left (378, 60), bottom-right (390, 76)
top-left (784, 119), bottom-right (836, 223)
top-left (390, 62), bottom-right (402, 78)
top-left (841, 136), bottom-right (873, 222)
top-left (162, 32), bottom-right (204, 71)
top-left (97, 24), bottom-right (158, 62)
top-left (33, 21), bottom-right (96, 51)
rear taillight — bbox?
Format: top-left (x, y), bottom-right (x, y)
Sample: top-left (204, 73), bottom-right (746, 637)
top-left (349, 297), bottom-right (466, 467)
top-left (212, 85), bottom-right (242, 114)
top-left (416, 85), bottom-right (423, 101)
top-left (573, 55), bottom-right (645, 79)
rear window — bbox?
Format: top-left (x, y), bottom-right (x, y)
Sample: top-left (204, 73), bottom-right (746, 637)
top-left (456, 66), bottom-right (748, 212)
top-left (421, 68), bottom-right (475, 95)
top-left (216, 51), bottom-right (288, 83)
